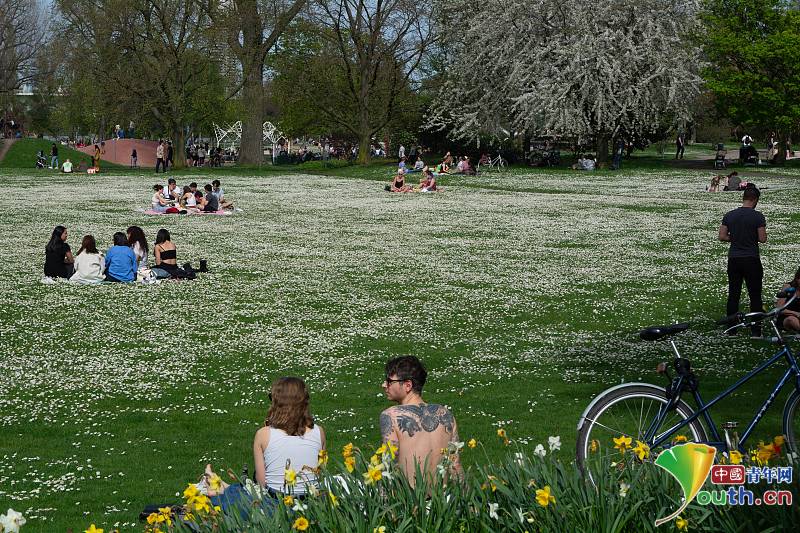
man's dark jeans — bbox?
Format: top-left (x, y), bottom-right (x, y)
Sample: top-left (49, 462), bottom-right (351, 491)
top-left (727, 256), bottom-right (764, 334)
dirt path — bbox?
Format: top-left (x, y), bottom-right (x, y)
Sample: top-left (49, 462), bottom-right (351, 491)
top-left (0, 138), bottom-right (16, 164)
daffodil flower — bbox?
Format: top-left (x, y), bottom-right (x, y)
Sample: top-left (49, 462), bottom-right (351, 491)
top-left (285, 467), bottom-right (297, 487)
top-left (467, 438), bottom-right (477, 449)
top-left (729, 450), bottom-right (743, 464)
top-left (632, 440), bottom-right (650, 461)
top-left (613, 435), bottom-right (632, 453)
top-left (548, 436), bottom-right (561, 451)
top-left (488, 502), bottom-right (499, 520)
top-left (675, 516), bottom-right (688, 531)
top-left (292, 516), bottom-right (310, 531)
top-left (535, 485), bottom-right (555, 507)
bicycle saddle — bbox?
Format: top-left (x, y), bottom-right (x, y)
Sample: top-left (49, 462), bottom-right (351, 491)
top-left (639, 323), bottom-right (690, 341)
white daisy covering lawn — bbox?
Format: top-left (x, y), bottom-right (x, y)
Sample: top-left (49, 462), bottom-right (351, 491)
top-left (0, 168), bottom-right (798, 530)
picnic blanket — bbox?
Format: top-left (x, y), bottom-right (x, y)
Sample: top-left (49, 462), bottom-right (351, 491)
top-left (139, 208), bottom-right (233, 216)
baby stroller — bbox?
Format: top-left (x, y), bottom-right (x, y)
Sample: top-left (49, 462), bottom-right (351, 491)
top-left (739, 144), bottom-right (760, 165)
top-left (35, 151), bottom-right (47, 168)
top-left (714, 143), bottom-right (726, 170)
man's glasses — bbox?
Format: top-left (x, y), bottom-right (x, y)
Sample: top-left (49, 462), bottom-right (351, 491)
top-left (384, 377), bottom-right (409, 385)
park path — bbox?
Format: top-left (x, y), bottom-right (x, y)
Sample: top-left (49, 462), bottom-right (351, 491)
top-left (0, 138), bottom-right (16, 164)
top-left (75, 138), bottom-right (159, 168)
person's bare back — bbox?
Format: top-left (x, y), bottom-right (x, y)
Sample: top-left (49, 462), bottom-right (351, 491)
top-left (380, 402), bottom-right (460, 485)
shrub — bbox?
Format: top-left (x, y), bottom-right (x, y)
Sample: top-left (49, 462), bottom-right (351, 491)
top-left (141, 437), bottom-right (799, 532)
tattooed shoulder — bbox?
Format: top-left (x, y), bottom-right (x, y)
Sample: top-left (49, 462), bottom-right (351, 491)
top-left (393, 403), bottom-right (455, 436)
top-left (379, 411), bottom-right (394, 440)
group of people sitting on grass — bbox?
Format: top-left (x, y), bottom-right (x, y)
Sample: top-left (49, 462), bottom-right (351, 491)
top-left (192, 356), bottom-right (461, 516)
top-left (387, 167), bottom-right (442, 193)
top-left (151, 178), bottom-right (233, 213)
top-left (44, 225), bottom-right (204, 283)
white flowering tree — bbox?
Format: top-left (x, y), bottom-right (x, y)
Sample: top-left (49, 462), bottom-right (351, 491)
top-left (428, 0), bottom-right (703, 164)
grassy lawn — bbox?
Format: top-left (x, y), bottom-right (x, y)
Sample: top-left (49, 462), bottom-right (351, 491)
top-left (1, 164), bottom-right (799, 531)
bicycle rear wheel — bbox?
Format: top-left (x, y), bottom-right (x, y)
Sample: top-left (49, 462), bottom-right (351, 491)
top-left (783, 390), bottom-right (800, 460)
top-left (576, 383), bottom-right (708, 487)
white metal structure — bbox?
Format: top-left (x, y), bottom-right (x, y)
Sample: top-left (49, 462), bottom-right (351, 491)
top-left (213, 121), bottom-right (290, 161)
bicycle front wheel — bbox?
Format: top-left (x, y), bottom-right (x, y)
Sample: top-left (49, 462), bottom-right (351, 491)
top-left (783, 389), bottom-right (800, 459)
top-left (576, 383), bottom-right (708, 486)
top-left (498, 159), bottom-right (507, 170)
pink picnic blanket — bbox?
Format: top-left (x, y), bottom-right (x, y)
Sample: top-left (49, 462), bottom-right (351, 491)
top-left (142, 208), bottom-right (232, 216)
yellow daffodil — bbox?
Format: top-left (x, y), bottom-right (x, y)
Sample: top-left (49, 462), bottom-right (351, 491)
top-left (589, 439), bottom-right (599, 453)
top-left (192, 494), bottom-right (211, 514)
top-left (292, 516), bottom-right (310, 531)
top-left (374, 527), bottom-right (387, 533)
top-left (632, 440), bottom-right (650, 461)
top-left (773, 435), bottom-right (785, 448)
top-left (468, 438), bottom-right (477, 449)
top-left (675, 516), bottom-right (688, 531)
top-left (756, 442), bottom-right (775, 464)
top-left (674, 435), bottom-right (688, 443)
top-left (183, 513), bottom-right (195, 522)
top-left (497, 428), bottom-right (507, 438)
top-left (183, 483), bottom-right (199, 500)
top-left (535, 485), bottom-right (555, 507)
top-left (344, 456), bottom-right (356, 473)
top-left (328, 492), bottom-right (338, 506)
top-left (318, 449), bottom-right (329, 467)
top-left (613, 435), bottom-right (632, 453)
top-left (342, 443), bottom-right (354, 458)
top-left (729, 450), bottom-right (743, 464)
top-left (364, 464), bottom-right (383, 484)
top-left (85, 525), bottom-right (103, 533)
top-left (208, 473), bottom-right (222, 491)
top-left (385, 440), bottom-right (398, 459)
top-left (283, 495), bottom-right (294, 506)
top-left (146, 513), bottom-right (159, 525)
top-left (285, 468), bottom-right (297, 486)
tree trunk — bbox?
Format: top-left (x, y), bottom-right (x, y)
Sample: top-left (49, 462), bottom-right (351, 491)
top-left (357, 132), bottom-right (371, 165)
top-left (240, 63), bottom-right (264, 166)
top-left (172, 126), bottom-right (186, 169)
top-left (596, 134), bottom-right (610, 168)
top-left (773, 132), bottom-right (787, 166)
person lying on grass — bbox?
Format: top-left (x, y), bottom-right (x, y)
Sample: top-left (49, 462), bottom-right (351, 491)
top-left (199, 377), bottom-right (326, 513)
top-left (380, 356), bottom-right (462, 486)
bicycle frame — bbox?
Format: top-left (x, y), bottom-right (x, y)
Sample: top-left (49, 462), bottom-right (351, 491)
top-left (644, 324), bottom-right (800, 452)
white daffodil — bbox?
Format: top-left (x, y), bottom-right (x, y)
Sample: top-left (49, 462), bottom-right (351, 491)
top-left (619, 482), bottom-right (630, 498)
top-left (534, 444), bottom-right (546, 457)
top-left (292, 501), bottom-right (308, 513)
top-left (488, 502), bottom-right (499, 520)
top-left (548, 436), bottom-right (561, 452)
top-left (0, 509), bottom-right (26, 533)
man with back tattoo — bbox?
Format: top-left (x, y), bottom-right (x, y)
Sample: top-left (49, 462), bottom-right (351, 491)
top-left (380, 356), bottom-right (462, 485)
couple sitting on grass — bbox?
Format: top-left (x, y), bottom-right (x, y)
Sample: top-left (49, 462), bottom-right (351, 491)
top-left (200, 356), bottom-right (460, 514)
top-left (152, 178), bottom-right (233, 213)
top-left (387, 168), bottom-right (441, 193)
top-left (44, 225), bottom-right (202, 283)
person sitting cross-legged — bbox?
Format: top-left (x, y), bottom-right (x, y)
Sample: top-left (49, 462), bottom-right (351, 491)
top-left (777, 267), bottom-right (800, 332)
top-left (380, 356), bottom-right (462, 486)
top-left (197, 377), bottom-right (326, 515)
top-left (104, 232), bottom-right (137, 283)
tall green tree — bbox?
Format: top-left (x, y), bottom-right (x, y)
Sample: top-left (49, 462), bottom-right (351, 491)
top-left (273, 0), bottom-right (435, 164)
top-left (702, 0), bottom-right (800, 162)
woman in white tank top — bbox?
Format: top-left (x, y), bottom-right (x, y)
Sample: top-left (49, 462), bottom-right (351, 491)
top-left (201, 377), bottom-right (326, 509)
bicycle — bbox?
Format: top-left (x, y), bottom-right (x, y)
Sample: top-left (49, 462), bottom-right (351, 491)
top-left (576, 287), bottom-right (800, 485)
top-left (477, 153), bottom-right (506, 172)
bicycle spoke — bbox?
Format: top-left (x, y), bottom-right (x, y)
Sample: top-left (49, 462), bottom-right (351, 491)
top-left (583, 415), bottom-right (626, 438)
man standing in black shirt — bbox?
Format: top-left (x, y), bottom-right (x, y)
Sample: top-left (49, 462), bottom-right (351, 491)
top-left (719, 187), bottom-right (767, 336)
